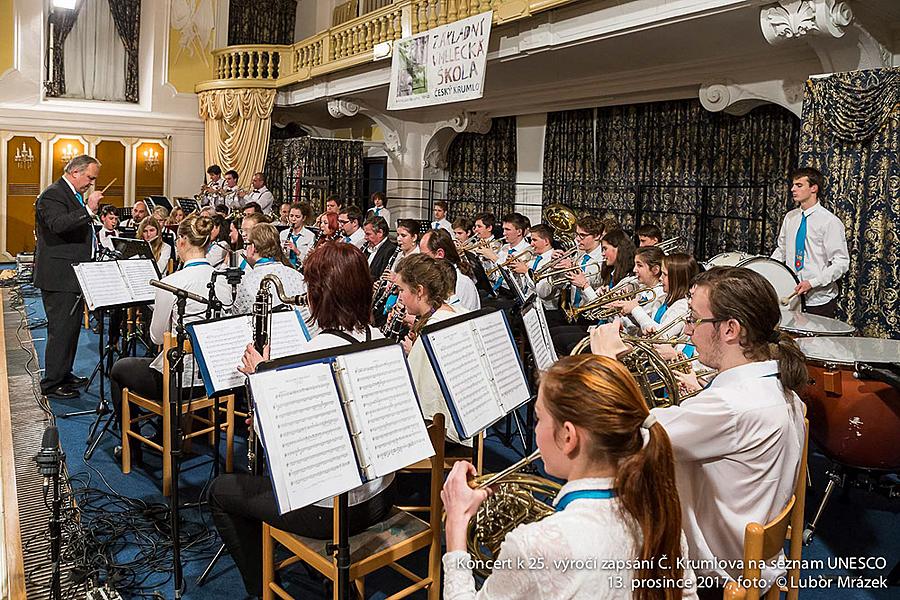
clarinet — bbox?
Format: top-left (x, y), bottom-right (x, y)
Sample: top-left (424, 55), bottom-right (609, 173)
top-left (248, 286), bottom-right (272, 473)
top-left (380, 304), bottom-right (409, 342)
top-left (372, 246), bottom-right (403, 315)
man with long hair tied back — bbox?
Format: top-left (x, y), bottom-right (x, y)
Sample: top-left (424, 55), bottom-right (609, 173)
top-left (442, 355), bottom-right (697, 599)
top-left (592, 266), bottom-right (807, 598)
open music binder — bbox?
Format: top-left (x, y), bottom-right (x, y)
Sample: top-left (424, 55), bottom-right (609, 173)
top-left (249, 340), bottom-right (434, 515)
top-left (420, 308), bottom-right (532, 440)
top-left (521, 297), bottom-right (558, 372)
top-left (72, 258), bottom-right (159, 311)
top-left (187, 308), bottom-right (313, 396)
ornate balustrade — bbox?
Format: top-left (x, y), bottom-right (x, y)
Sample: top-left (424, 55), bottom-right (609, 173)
top-left (196, 0), bottom-right (576, 92)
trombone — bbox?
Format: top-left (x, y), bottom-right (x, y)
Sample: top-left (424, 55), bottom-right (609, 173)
top-left (533, 249), bottom-right (602, 289)
top-left (485, 247), bottom-right (534, 277)
top-left (461, 237), bottom-right (503, 254)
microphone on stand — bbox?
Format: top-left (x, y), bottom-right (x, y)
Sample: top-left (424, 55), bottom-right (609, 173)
top-left (150, 279), bottom-right (210, 305)
top-left (35, 426), bottom-right (63, 494)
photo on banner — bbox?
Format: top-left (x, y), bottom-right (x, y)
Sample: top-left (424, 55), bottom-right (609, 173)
top-left (387, 11), bottom-right (492, 110)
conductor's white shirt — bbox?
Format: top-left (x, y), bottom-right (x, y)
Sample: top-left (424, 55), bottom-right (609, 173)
top-left (442, 477), bottom-right (699, 599)
top-left (771, 201), bottom-right (849, 307)
top-left (651, 360), bottom-right (805, 585)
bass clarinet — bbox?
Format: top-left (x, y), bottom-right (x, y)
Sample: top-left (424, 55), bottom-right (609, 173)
top-left (248, 284), bottom-right (272, 473)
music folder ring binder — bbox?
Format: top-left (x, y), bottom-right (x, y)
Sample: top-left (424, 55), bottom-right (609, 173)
top-left (419, 308), bottom-right (534, 441)
top-left (248, 339), bottom-right (434, 515)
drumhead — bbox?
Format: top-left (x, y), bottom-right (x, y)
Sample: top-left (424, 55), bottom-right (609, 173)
top-left (737, 256), bottom-right (800, 309)
top-left (779, 311), bottom-right (855, 336)
top-left (706, 251), bottom-right (752, 267)
top-left (798, 336), bottom-right (900, 364)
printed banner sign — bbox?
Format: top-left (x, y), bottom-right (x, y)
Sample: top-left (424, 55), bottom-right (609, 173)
top-left (387, 11), bottom-right (492, 110)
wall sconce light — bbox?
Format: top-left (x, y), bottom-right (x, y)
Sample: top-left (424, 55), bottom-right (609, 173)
top-left (143, 148), bottom-right (160, 172)
top-left (60, 143), bottom-right (78, 164)
top-left (14, 143), bottom-right (35, 169)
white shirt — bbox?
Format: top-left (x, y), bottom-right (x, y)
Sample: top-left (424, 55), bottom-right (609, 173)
top-left (490, 239), bottom-right (530, 288)
top-left (431, 218), bottom-right (452, 232)
top-left (280, 227), bottom-right (315, 266)
top-left (149, 258), bottom-right (231, 384)
top-left (98, 227), bottom-right (119, 250)
top-left (652, 360), bottom-right (805, 585)
top-left (449, 266), bottom-right (481, 312)
top-left (302, 326), bottom-right (393, 508)
top-left (407, 305), bottom-right (471, 445)
top-left (153, 241), bottom-right (173, 275)
top-left (224, 185), bottom-right (240, 209)
top-left (207, 241), bottom-right (230, 270)
top-left (569, 245), bottom-right (606, 305)
top-left (771, 202), bottom-right (849, 306)
top-left (366, 237), bottom-right (388, 266)
top-left (201, 179), bottom-right (224, 207)
top-left (443, 477), bottom-right (698, 600)
top-left (245, 186), bottom-right (275, 213)
top-left (531, 249), bottom-right (559, 310)
top-left (231, 260), bottom-right (306, 316)
top-left (367, 206), bottom-right (392, 228)
top-left (626, 282), bottom-right (666, 334)
top-left (343, 226), bottom-right (365, 249)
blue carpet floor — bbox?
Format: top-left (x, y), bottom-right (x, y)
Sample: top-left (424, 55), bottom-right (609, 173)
top-left (14, 283), bottom-right (899, 599)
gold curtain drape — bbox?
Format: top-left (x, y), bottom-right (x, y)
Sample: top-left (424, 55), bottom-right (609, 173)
top-left (198, 88), bottom-right (277, 183)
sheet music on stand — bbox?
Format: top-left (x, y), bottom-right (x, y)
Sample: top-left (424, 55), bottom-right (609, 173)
top-left (420, 308), bottom-right (532, 440)
top-left (187, 308), bottom-right (313, 396)
top-left (498, 265), bottom-right (534, 306)
top-left (521, 297), bottom-right (558, 372)
top-left (72, 259), bottom-right (159, 310)
top-left (248, 340), bottom-right (434, 515)
top-left (176, 197), bottom-right (199, 214)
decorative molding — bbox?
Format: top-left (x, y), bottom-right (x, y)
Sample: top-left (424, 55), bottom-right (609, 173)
top-left (326, 99), bottom-right (360, 118)
top-left (326, 98), bottom-right (405, 158)
top-left (422, 111), bottom-right (493, 173)
top-left (699, 79), bottom-right (804, 118)
top-left (445, 111), bottom-right (492, 135)
top-left (760, 1), bottom-right (852, 45)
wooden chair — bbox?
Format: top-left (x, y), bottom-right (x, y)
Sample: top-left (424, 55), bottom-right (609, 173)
top-left (121, 332), bottom-right (235, 496)
top-left (262, 414), bottom-right (446, 600)
top-left (724, 418), bottom-right (809, 600)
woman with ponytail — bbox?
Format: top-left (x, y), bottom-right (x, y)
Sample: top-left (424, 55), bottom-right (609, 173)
top-left (395, 253), bottom-right (472, 445)
top-left (442, 354), bottom-right (696, 599)
top-left (591, 266), bottom-right (806, 598)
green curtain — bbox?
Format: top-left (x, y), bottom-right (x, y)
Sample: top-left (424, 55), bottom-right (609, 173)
top-left (542, 100), bottom-right (799, 257)
top-left (266, 136), bottom-right (364, 212)
top-left (798, 68), bottom-right (900, 338)
top-left (447, 116), bottom-right (517, 218)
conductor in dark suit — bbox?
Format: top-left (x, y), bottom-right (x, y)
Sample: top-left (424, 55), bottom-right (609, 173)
top-left (34, 155), bottom-right (104, 400)
top-left (363, 216), bottom-right (398, 280)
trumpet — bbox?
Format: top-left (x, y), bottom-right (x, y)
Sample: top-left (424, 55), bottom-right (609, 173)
top-left (463, 237), bottom-right (503, 254)
top-left (485, 248), bottom-right (534, 277)
top-left (565, 277), bottom-right (657, 322)
top-left (533, 252), bottom-right (602, 289)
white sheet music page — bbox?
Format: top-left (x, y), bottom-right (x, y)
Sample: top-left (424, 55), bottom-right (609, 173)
top-left (250, 363), bottom-right (361, 514)
top-left (118, 259), bottom-right (159, 303)
top-left (424, 323), bottom-right (502, 438)
top-left (189, 317), bottom-right (253, 393)
top-left (74, 261), bottom-right (133, 310)
top-left (474, 311), bottom-right (531, 413)
top-left (522, 304), bottom-right (556, 372)
top-left (269, 310), bottom-right (313, 358)
top-left (337, 345), bottom-right (433, 479)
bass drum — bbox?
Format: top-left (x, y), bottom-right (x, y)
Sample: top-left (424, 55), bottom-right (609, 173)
top-left (779, 311), bottom-right (855, 337)
top-left (705, 251), bottom-right (753, 267)
top-left (798, 337), bottom-right (900, 471)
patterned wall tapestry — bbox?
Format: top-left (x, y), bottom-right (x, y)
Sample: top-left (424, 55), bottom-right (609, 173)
top-left (542, 100), bottom-right (800, 259)
top-left (228, 0), bottom-right (297, 45)
top-left (447, 116), bottom-right (518, 218)
top-left (266, 136), bottom-right (364, 212)
top-left (798, 68), bottom-right (900, 339)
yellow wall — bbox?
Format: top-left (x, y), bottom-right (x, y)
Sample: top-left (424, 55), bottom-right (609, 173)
top-left (6, 137), bottom-right (41, 255)
top-left (51, 138), bottom-right (87, 181)
top-left (168, 6), bottom-right (216, 94)
top-left (135, 142), bottom-right (165, 199)
top-left (96, 141), bottom-right (127, 207)
top-left (0, 0), bottom-right (13, 75)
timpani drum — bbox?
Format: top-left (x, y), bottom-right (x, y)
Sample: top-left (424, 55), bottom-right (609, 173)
top-left (779, 311), bottom-right (855, 337)
top-left (706, 253), bottom-right (801, 311)
top-left (798, 336), bottom-right (900, 471)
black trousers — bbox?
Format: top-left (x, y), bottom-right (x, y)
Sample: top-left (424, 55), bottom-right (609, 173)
top-left (550, 324), bottom-right (591, 355)
top-left (805, 297), bottom-right (838, 319)
top-left (209, 473), bottom-right (396, 596)
top-left (109, 357), bottom-right (206, 431)
top-left (40, 289), bottom-right (84, 393)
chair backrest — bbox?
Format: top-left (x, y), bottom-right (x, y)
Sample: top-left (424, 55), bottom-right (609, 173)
top-left (725, 417), bottom-right (809, 600)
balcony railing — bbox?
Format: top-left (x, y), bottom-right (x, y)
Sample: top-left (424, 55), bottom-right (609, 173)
top-left (196, 0), bottom-right (576, 92)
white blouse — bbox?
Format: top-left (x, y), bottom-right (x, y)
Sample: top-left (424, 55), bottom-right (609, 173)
top-left (443, 477), bottom-right (698, 600)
